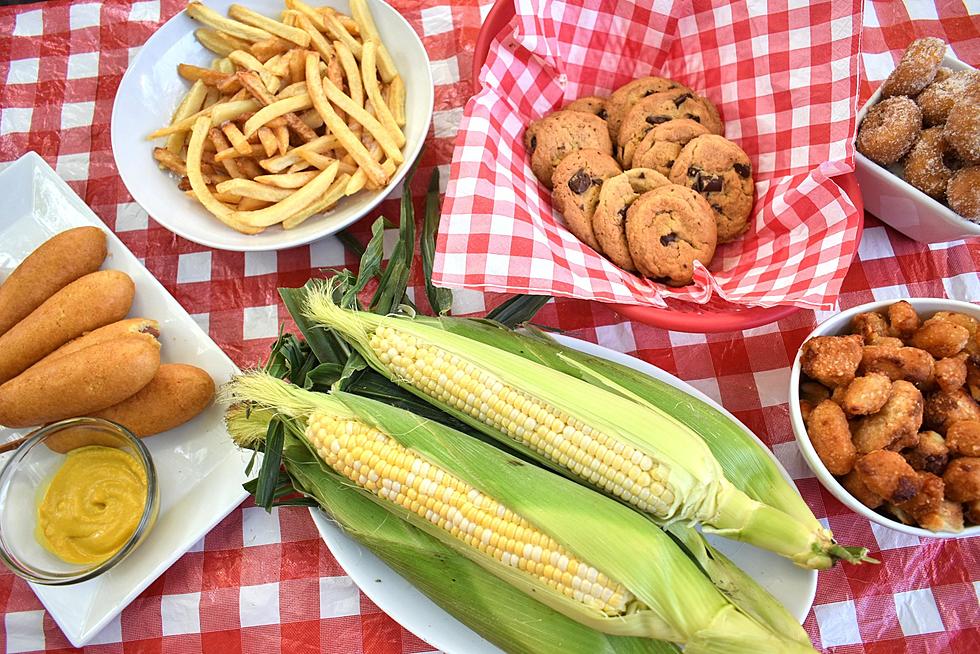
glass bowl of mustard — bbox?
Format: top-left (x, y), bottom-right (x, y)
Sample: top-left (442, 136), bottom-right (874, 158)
top-left (0, 417), bottom-right (159, 585)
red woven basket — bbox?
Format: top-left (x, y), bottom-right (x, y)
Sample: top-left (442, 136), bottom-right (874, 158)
top-left (470, 0), bottom-right (865, 333)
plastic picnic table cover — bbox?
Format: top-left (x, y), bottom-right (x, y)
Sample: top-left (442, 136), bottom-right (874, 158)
top-left (0, 0), bottom-right (978, 652)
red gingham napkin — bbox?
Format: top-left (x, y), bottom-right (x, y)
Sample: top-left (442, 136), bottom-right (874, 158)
top-left (435, 0), bottom-right (865, 309)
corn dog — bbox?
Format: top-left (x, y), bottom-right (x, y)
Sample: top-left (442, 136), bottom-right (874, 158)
top-left (0, 227), bottom-right (107, 337)
top-left (0, 270), bottom-right (135, 385)
top-left (0, 336), bottom-right (160, 428)
top-left (32, 318), bottom-right (160, 369)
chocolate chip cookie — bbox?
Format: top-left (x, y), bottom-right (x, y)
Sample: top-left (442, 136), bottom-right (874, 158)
top-left (881, 37), bottom-right (947, 98)
top-left (552, 150), bottom-right (623, 251)
top-left (632, 118), bottom-right (711, 177)
top-left (591, 168), bottom-right (671, 271)
top-left (668, 134), bottom-right (754, 243)
top-left (856, 96), bottom-right (922, 165)
top-left (564, 96), bottom-right (609, 120)
top-left (626, 185), bottom-right (717, 286)
top-left (524, 110), bottom-right (614, 189)
top-left (605, 77), bottom-right (688, 142)
top-left (617, 90), bottom-right (724, 166)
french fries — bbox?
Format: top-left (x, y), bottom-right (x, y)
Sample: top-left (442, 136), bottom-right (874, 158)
top-left (149, 0), bottom-right (407, 234)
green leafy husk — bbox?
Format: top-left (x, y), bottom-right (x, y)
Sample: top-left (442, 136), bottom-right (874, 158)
top-left (301, 282), bottom-right (866, 570)
top-left (421, 168), bottom-right (453, 315)
top-left (223, 375), bottom-right (815, 653)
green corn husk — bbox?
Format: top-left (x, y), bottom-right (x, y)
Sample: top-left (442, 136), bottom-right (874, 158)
top-left (228, 407), bottom-right (669, 654)
top-left (302, 282), bottom-right (869, 570)
top-left (223, 375), bottom-right (816, 653)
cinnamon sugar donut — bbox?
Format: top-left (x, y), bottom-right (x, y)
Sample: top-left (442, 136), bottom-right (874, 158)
top-left (881, 37), bottom-right (947, 98)
top-left (944, 86), bottom-right (980, 164)
top-left (857, 96), bottom-right (922, 165)
top-left (916, 70), bottom-right (980, 126)
top-left (904, 127), bottom-right (956, 200)
top-left (947, 167), bottom-right (980, 222)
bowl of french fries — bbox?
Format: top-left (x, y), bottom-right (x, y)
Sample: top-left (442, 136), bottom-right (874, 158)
top-left (110, 0), bottom-right (433, 251)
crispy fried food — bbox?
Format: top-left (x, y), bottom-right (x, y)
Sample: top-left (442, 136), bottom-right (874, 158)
top-left (947, 420), bottom-right (980, 457)
top-left (799, 399), bottom-right (814, 423)
top-left (903, 430), bottom-right (949, 475)
top-left (935, 353), bottom-right (968, 392)
top-left (924, 387), bottom-right (980, 431)
top-left (895, 471), bottom-right (945, 524)
top-left (800, 334), bottom-right (863, 388)
top-left (917, 499), bottom-right (964, 532)
top-left (852, 380), bottom-right (923, 453)
top-left (839, 372), bottom-right (892, 416)
top-left (887, 430), bottom-right (921, 452)
top-left (931, 311), bottom-right (980, 363)
top-left (909, 317), bottom-right (970, 359)
top-left (966, 499), bottom-right (980, 525)
top-left (856, 450), bottom-right (923, 504)
top-left (888, 300), bottom-right (920, 338)
top-left (840, 469), bottom-right (884, 509)
top-left (852, 311), bottom-right (890, 344)
top-left (800, 380), bottom-right (831, 405)
top-left (806, 400), bottom-right (857, 475)
top-left (968, 362), bottom-right (980, 402)
top-left (860, 345), bottom-right (935, 387)
top-left (943, 457), bottom-right (980, 502)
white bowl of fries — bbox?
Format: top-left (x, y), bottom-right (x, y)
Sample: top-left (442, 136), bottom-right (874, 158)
top-left (111, 0), bottom-right (432, 251)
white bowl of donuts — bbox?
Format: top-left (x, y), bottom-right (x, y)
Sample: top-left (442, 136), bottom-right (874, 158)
top-left (854, 38), bottom-right (980, 244)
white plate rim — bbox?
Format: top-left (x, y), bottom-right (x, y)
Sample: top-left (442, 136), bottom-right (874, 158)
top-left (310, 333), bottom-right (818, 654)
top-left (109, 0), bottom-right (434, 252)
top-left (0, 151), bottom-right (250, 647)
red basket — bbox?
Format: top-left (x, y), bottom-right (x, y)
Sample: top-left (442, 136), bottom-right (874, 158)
top-left (470, 0), bottom-right (865, 333)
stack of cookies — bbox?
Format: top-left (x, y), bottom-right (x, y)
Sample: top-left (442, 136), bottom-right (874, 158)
top-left (856, 37), bottom-right (980, 223)
top-left (524, 76), bottom-right (755, 286)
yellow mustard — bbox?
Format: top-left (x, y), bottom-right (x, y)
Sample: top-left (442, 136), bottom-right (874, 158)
top-left (36, 446), bottom-right (147, 565)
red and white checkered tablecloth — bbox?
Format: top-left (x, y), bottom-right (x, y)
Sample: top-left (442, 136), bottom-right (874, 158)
top-left (0, 0), bottom-right (978, 652)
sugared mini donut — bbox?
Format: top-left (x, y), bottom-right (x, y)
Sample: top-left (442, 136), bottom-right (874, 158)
top-left (916, 70), bottom-right (980, 126)
top-left (947, 167), bottom-right (980, 222)
top-left (881, 37), bottom-right (947, 98)
top-left (904, 127), bottom-right (956, 200)
top-left (944, 87), bottom-right (980, 164)
top-left (857, 96), bottom-right (922, 165)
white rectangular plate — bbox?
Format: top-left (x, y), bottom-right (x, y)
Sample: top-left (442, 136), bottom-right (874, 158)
top-left (0, 152), bottom-right (251, 647)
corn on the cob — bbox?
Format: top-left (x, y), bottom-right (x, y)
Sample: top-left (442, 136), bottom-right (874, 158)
top-left (222, 373), bottom-right (817, 653)
top-left (303, 283), bottom-right (868, 569)
top-left (227, 406), bottom-right (674, 654)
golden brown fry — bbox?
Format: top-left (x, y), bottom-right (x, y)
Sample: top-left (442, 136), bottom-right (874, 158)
top-left (249, 36), bottom-right (292, 62)
top-left (209, 128), bottom-right (244, 178)
top-left (305, 53), bottom-right (388, 185)
top-left (153, 147), bottom-right (191, 178)
top-left (284, 0), bottom-right (326, 32)
top-left (346, 159), bottom-right (396, 195)
top-left (257, 126), bottom-right (278, 157)
top-left (263, 53), bottom-right (291, 78)
top-left (213, 58), bottom-right (235, 74)
top-left (237, 197), bottom-right (272, 211)
top-left (232, 161), bottom-right (339, 227)
top-left (187, 116), bottom-right (263, 233)
top-left (321, 7), bottom-right (362, 60)
top-left (166, 79), bottom-right (208, 155)
top-left (288, 48), bottom-right (305, 85)
top-left (297, 150), bottom-right (336, 169)
top-left (361, 41), bottom-right (405, 149)
top-left (216, 178), bottom-right (295, 202)
top-left (238, 70), bottom-right (277, 105)
top-left (228, 4), bottom-right (311, 47)
top-left (186, 2), bottom-right (272, 42)
top-left (184, 188), bottom-right (242, 204)
top-left (283, 173), bottom-right (351, 229)
top-left (333, 41), bottom-right (363, 108)
top-left (214, 143), bottom-right (266, 162)
top-left (237, 157), bottom-right (264, 178)
top-left (228, 50), bottom-right (281, 93)
top-left (148, 99), bottom-right (259, 140)
top-left (274, 124), bottom-right (290, 155)
top-left (332, 12), bottom-right (360, 37)
top-left (259, 134), bottom-right (338, 172)
top-left (388, 74), bottom-right (406, 127)
top-left (276, 81), bottom-right (308, 99)
top-left (243, 94), bottom-right (312, 136)
top-left (287, 161), bottom-right (312, 173)
top-left (254, 171), bottom-right (319, 188)
top-left (349, 0), bottom-right (396, 81)
top-left (299, 108), bottom-right (324, 130)
top-left (195, 28), bottom-right (250, 57)
top-left (203, 86), bottom-right (221, 108)
top-left (221, 122), bottom-right (253, 156)
top-left (294, 13), bottom-right (336, 64)
top-left (319, 75), bottom-right (402, 164)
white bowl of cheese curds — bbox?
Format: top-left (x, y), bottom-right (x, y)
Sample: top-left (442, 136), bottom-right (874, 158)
top-left (789, 298), bottom-right (980, 539)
